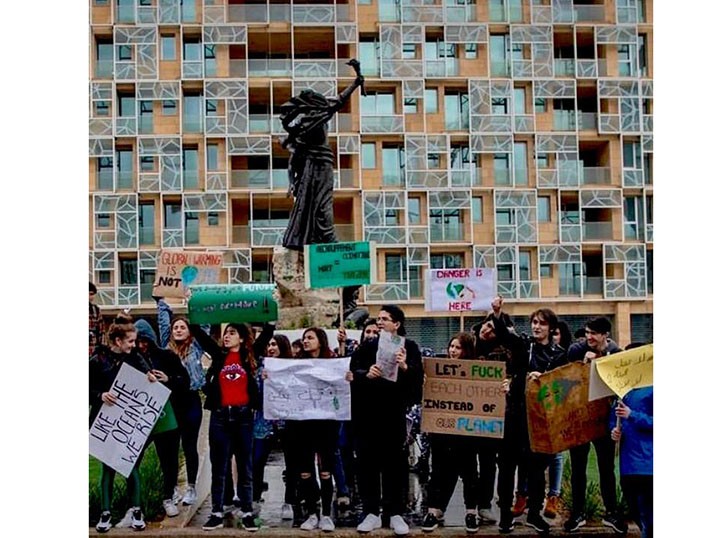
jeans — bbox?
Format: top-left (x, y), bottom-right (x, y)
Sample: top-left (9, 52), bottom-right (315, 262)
top-left (177, 391), bottom-right (203, 485)
top-left (548, 452), bottom-right (565, 497)
top-left (621, 475), bottom-right (653, 538)
top-left (208, 406), bottom-right (254, 514)
top-left (569, 435), bottom-right (618, 515)
top-left (334, 421), bottom-right (355, 498)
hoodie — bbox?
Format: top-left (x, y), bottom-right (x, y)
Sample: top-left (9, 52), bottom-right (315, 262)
top-left (134, 319), bottom-right (191, 412)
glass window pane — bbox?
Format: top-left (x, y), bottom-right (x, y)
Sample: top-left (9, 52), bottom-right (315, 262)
top-left (519, 251), bottom-right (531, 280)
top-left (472, 197), bottom-right (483, 223)
top-left (183, 148), bottom-right (199, 188)
top-left (164, 203), bottom-right (182, 228)
top-left (408, 198), bottom-right (420, 224)
top-left (120, 258), bottom-right (138, 285)
top-left (161, 35), bottom-right (176, 60)
top-left (514, 142), bottom-right (528, 185)
top-left (513, 88), bottom-right (526, 114)
top-left (162, 100), bottom-right (177, 115)
top-left (425, 88), bottom-right (438, 113)
top-left (538, 196), bottom-right (550, 222)
top-left (183, 41), bottom-right (201, 61)
top-left (361, 143), bottom-right (376, 168)
top-left (207, 143), bottom-right (219, 170)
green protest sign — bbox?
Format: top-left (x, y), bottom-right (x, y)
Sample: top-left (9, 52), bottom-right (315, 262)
top-left (304, 241), bottom-right (375, 289)
top-left (187, 284), bottom-right (278, 324)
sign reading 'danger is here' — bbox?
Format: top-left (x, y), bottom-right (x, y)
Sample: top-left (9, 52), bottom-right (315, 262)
top-left (89, 363), bottom-right (171, 478)
top-left (425, 268), bottom-right (496, 313)
top-left (304, 241), bottom-right (376, 289)
top-left (421, 358), bottom-right (506, 439)
top-left (152, 250), bottom-right (223, 298)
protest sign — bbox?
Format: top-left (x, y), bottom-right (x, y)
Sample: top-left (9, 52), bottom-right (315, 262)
top-left (304, 241), bottom-right (376, 289)
top-left (153, 250), bottom-right (223, 298)
top-left (590, 344), bottom-right (654, 400)
top-left (526, 362), bottom-right (611, 454)
top-left (421, 358), bottom-right (506, 439)
top-left (187, 284), bottom-right (278, 324)
top-left (425, 268), bottom-right (496, 312)
top-left (376, 330), bottom-right (404, 382)
top-left (263, 357), bottom-right (351, 420)
top-left (89, 363), bottom-right (171, 478)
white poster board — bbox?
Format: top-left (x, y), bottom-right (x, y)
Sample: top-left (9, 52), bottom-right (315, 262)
top-left (263, 357), bottom-right (351, 420)
top-left (89, 363), bottom-right (171, 478)
top-left (425, 268), bottom-right (496, 312)
top-left (375, 331), bottom-right (405, 382)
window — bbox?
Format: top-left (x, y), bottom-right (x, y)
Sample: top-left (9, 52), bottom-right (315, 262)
top-left (513, 88), bottom-right (526, 114)
top-left (430, 253), bottom-right (464, 269)
top-left (646, 249), bottom-right (653, 294)
top-left (385, 254), bottom-right (407, 282)
top-left (497, 264), bottom-right (514, 282)
top-left (139, 100), bottom-right (153, 133)
top-left (183, 93), bottom-right (203, 132)
top-left (117, 45), bottom-right (132, 61)
top-left (537, 153), bottom-right (549, 169)
top-left (489, 34), bottom-right (509, 77)
top-left (97, 157), bottom-right (113, 190)
top-left (465, 43), bottom-right (477, 59)
top-left (408, 197), bottom-right (421, 224)
top-left (361, 143), bottom-right (376, 168)
top-left (95, 101), bottom-right (110, 116)
top-left (185, 212), bottom-right (199, 244)
top-left (162, 100), bottom-right (177, 115)
top-left (444, 92), bottom-right (469, 130)
top-left (514, 142), bottom-right (528, 185)
top-left (404, 98), bottom-right (417, 114)
top-left (181, 0), bottom-right (196, 22)
top-left (361, 92), bottom-right (395, 115)
top-left (535, 98), bottom-right (547, 113)
top-left (538, 196), bottom-right (550, 222)
top-left (207, 143), bottom-right (219, 170)
top-left (206, 99), bottom-right (218, 116)
top-left (519, 250), bottom-right (531, 281)
top-left (623, 140), bottom-right (642, 169)
top-left (96, 39), bottom-right (113, 77)
top-left (540, 264), bottom-right (552, 278)
top-left (183, 39), bottom-right (201, 62)
top-left (402, 44), bottom-right (416, 59)
top-left (382, 146), bottom-right (405, 186)
top-left (208, 212), bottom-right (220, 226)
top-left (425, 88), bottom-right (438, 114)
top-left (427, 153), bottom-right (440, 169)
top-left (140, 156), bottom-right (156, 171)
top-left (472, 196), bottom-right (483, 223)
top-left (425, 40), bottom-right (456, 60)
top-left (119, 258), bottom-right (138, 286)
top-left (204, 45), bottom-right (217, 77)
top-left (118, 94), bottom-right (135, 117)
top-left (138, 202), bottom-right (155, 245)
top-left (161, 35), bottom-right (176, 60)
top-left (98, 271), bottom-right (111, 284)
top-left (638, 34), bottom-right (647, 76)
top-left (358, 39), bottom-right (380, 76)
top-left (559, 263), bottom-right (582, 295)
top-left (494, 153), bottom-right (510, 185)
top-left (164, 203), bottom-right (182, 229)
top-left (618, 44), bottom-right (634, 77)
top-left (623, 196), bottom-right (644, 240)
top-left (496, 209), bottom-right (513, 225)
top-left (430, 209), bottom-right (462, 241)
top-left (491, 98), bottom-right (508, 115)
top-left (96, 214), bottom-right (111, 228)
top-left (116, 149), bottom-right (133, 189)
top-left (183, 147), bottom-right (199, 189)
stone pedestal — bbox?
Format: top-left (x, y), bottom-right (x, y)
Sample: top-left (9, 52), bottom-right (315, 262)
top-left (272, 246), bottom-right (340, 329)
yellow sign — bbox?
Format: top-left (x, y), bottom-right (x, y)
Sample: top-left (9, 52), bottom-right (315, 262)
top-left (595, 344), bottom-right (653, 399)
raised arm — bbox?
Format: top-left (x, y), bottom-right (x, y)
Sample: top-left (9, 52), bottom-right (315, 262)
top-left (157, 298), bottom-right (172, 348)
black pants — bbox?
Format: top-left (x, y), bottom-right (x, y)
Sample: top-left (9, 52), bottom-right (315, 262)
top-left (152, 428), bottom-right (180, 499)
top-left (569, 435), bottom-right (618, 515)
top-left (621, 474), bottom-right (653, 538)
top-left (426, 434), bottom-right (479, 511)
top-left (355, 411), bottom-right (406, 516)
top-left (497, 414), bottom-right (528, 519)
top-left (293, 420), bottom-right (340, 517)
top-left (176, 391), bottom-right (203, 485)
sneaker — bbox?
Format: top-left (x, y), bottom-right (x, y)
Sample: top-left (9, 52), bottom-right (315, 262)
top-left (390, 515), bottom-right (409, 536)
top-left (498, 516), bottom-right (515, 534)
top-left (242, 513), bottom-right (259, 532)
top-left (301, 514), bottom-right (320, 531)
top-left (421, 512), bottom-right (440, 532)
top-left (96, 511), bottom-right (112, 533)
top-left (172, 486), bottom-right (182, 505)
top-left (357, 513), bottom-right (382, 533)
top-left (281, 503), bottom-right (294, 521)
top-left (479, 507), bottom-right (497, 524)
top-left (602, 513), bottom-right (628, 534)
top-left (563, 513), bottom-right (586, 533)
top-left (511, 494), bottom-right (528, 517)
top-left (163, 498), bottom-right (179, 517)
top-left (525, 512), bottom-right (550, 534)
top-left (203, 513), bottom-right (225, 531)
top-left (543, 495), bottom-right (559, 519)
top-left (465, 513), bottom-right (479, 533)
top-left (116, 508), bottom-right (134, 529)
top-left (182, 485), bottom-right (197, 506)
top-left (131, 507), bottom-right (146, 531)
top-left (320, 515), bottom-right (336, 532)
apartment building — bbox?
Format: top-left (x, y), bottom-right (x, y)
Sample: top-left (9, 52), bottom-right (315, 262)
top-left (88, 0), bottom-right (653, 348)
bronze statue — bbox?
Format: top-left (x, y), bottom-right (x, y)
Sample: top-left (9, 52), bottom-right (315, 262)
top-left (279, 59), bottom-right (365, 251)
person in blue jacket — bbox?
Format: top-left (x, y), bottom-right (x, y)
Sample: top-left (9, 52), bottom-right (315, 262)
top-left (610, 385), bottom-right (653, 538)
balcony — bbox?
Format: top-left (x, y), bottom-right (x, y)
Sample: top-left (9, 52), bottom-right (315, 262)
top-left (361, 115), bottom-right (404, 134)
top-left (583, 276), bottom-right (603, 295)
top-left (334, 169), bottom-right (358, 189)
top-left (560, 223), bottom-right (581, 243)
top-left (248, 59), bottom-right (292, 77)
top-left (229, 60), bottom-right (247, 78)
top-left (227, 4), bottom-right (290, 23)
top-left (582, 222), bottom-right (613, 241)
top-left (574, 5), bottom-right (605, 22)
top-left (252, 226), bottom-right (285, 247)
top-left (365, 282), bottom-right (409, 303)
top-left (117, 170), bottom-right (133, 190)
top-left (293, 60), bottom-right (337, 79)
top-left (335, 224), bottom-right (355, 242)
top-left (554, 59), bottom-right (575, 77)
top-left (430, 222), bottom-right (465, 243)
top-left (578, 112), bottom-right (597, 130)
top-left (576, 59), bottom-right (608, 78)
top-left (293, 4), bottom-right (353, 23)
top-left (231, 170), bottom-right (271, 189)
top-left (232, 225), bottom-right (250, 244)
top-left (490, 60), bottom-right (510, 78)
top-left (446, 5), bottom-right (477, 22)
top-left (581, 167), bottom-right (611, 185)
top-left (425, 59), bottom-right (458, 77)
top-left (364, 226), bottom-right (406, 245)
top-left (182, 61), bottom-right (203, 79)
top-left (248, 115), bottom-right (273, 134)
top-left (553, 110), bottom-right (577, 131)
top-left (95, 60), bottom-right (113, 78)
top-left (378, 2), bottom-right (400, 22)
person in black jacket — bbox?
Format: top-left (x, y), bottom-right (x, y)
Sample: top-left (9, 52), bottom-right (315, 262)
top-left (350, 305), bottom-right (422, 536)
top-left (134, 319), bottom-right (190, 519)
top-left (563, 317), bottom-right (627, 535)
top-left (190, 321), bottom-right (273, 532)
top-left (90, 314), bottom-right (155, 533)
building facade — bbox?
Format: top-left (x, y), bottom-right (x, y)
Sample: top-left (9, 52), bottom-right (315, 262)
top-left (88, 0), bottom-right (653, 347)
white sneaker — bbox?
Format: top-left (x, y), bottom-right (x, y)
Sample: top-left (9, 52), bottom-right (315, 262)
top-left (320, 516), bottom-right (335, 532)
top-left (390, 515), bottom-right (409, 536)
top-left (96, 511), bottom-right (112, 533)
top-left (479, 507), bottom-right (497, 524)
top-left (115, 508), bottom-right (134, 529)
top-left (131, 507), bottom-right (146, 531)
top-left (163, 498), bottom-right (179, 517)
top-left (281, 503), bottom-right (294, 521)
top-left (301, 514), bottom-right (320, 531)
top-left (172, 486), bottom-right (182, 505)
top-left (357, 513), bottom-right (382, 533)
top-left (182, 485), bottom-right (197, 505)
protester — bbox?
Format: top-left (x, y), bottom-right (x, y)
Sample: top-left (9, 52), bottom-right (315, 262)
top-left (90, 314), bottom-right (154, 533)
top-left (157, 298), bottom-right (207, 506)
top-left (421, 332), bottom-right (481, 534)
top-left (89, 282), bottom-right (105, 354)
top-left (190, 322), bottom-right (265, 531)
top-left (564, 317), bottom-right (627, 534)
top-left (291, 339), bottom-right (303, 358)
top-left (134, 319), bottom-right (191, 518)
top-left (610, 384), bottom-right (653, 538)
top-left (350, 305), bottom-right (423, 536)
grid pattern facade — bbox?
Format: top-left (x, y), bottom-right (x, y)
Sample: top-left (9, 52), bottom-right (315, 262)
top-left (88, 0), bottom-right (653, 339)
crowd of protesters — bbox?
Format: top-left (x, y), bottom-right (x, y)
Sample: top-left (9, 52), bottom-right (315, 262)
top-left (89, 282), bottom-right (652, 537)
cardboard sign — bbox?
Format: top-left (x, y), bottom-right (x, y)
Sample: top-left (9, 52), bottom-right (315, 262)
top-left (526, 362), bottom-right (612, 454)
top-left (425, 267), bottom-right (496, 312)
top-left (421, 359), bottom-right (506, 439)
top-left (591, 344), bottom-right (654, 400)
top-left (153, 250), bottom-right (223, 298)
top-left (89, 363), bottom-right (171, 478)
top-left (304, 241), bottom-right (376, 289)
top-left (263, 357), bottom-right (351, 420)
top-left (187, 284), bottom-right (278, 324)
